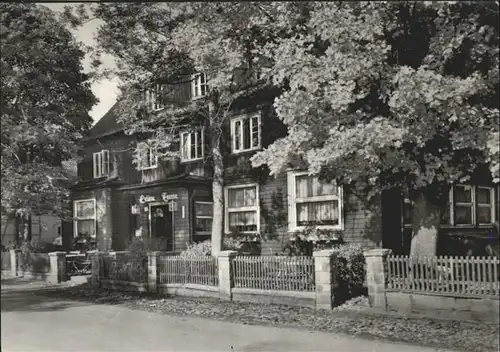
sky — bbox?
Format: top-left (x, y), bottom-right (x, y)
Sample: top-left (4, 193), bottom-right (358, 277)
top-left (42, 3), bottom-right (119, 124)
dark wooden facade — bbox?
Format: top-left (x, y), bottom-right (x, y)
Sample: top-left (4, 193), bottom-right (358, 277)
top-left (71, 72), bottom-right (499, 256)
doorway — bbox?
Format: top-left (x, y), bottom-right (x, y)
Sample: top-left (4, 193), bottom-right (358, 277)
top-left (150, 204), bottom-right (174, 251)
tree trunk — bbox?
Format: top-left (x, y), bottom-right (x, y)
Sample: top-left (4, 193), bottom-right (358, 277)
top-left (410, 192), bottom-right (441, 257)
top-left (15, 215), bottom-right (20, 247)
top-left (209, 96), bottom-right (224, 256)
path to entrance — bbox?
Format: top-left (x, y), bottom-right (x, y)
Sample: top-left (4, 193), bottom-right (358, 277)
top-left (1, 281), bottom-right (454, 352)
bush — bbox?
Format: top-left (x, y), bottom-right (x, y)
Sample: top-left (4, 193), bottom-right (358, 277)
top-left (180, 238), bottom-right (243, 257)
top-left (331, 243), bottom-right (366, 305)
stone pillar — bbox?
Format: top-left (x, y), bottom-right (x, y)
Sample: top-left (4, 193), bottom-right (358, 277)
top-left (218, 250), bottom-right (237, 301)
top-left (313, 249), bottom-right (337, 310)
top-left (9, 249), bottom-right (19, 277)
top-left (148, 251), bottom-right (161, 294)
top-left (91, 252), bottom-right (104, 288)
top-left (364, 248), bottom-right (392, 311)
top-left (48, 252), bottom-right (67, 284)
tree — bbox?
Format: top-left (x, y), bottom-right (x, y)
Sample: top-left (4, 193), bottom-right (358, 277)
top-left (1, 4), bottom-right (97, 243)
top-left (251, 1), bottom-right (499, 256)
top-left (77, 2), bottom-right (299, 255)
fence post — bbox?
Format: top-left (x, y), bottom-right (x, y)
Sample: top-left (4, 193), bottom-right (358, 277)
top-left (313, 249), bottom-right (337, 310)
top-left (364, 248), bottom-right (392, 311)
top-left (147, 251), bottom-right (160, 294)
top-left (91, 252), bottom-right (103, 288)
top-left (218, 250), bottom-right (237, 301)
top-left (48, 252), bottom-right (67, 283)
top-left (10, 249), bottom-right (19, 277)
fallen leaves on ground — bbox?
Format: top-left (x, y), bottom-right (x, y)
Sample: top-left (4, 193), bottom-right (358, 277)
top-left (41, 284), bottom-right (499, 352)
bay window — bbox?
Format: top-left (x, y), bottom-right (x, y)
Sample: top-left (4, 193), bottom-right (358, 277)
top-left (195, 201), bottom-right (213, 235)
top-left (93, 150), bottom-right (109, 178)
top-left (73, 199), bottom-right (96, 238)
top-left (287, 171), bottom-right (343, 231)
top-left (231, 114), bottom-right (261, 153)
top-left (225, 184), bottom-right (260, 233)
top-left (181, 129), bottom-right (204, 162)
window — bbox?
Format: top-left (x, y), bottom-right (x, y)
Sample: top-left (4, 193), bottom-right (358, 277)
top-left (231, 114), bottom-right (261, 153)
top-left (287, 171), bottom-right (343, 231)
top-left (137, 146), bottom-right (158, 170)
top-left (191, 73), bottom-right (208, 99)
top-left (225, 184), bottom-right (260, 234)
top-left (146, 84), bottom-right (166, 111)
top-left (402, 185), bottom-right (497, 226)
top-left (93, 150), bottom-right (109, 178)
top-left (73, 199), bottom-right (96, 238)
top-left (195, 201), bottom-right (213, 235)
top-left (181, 130), bottom-right (204, 162)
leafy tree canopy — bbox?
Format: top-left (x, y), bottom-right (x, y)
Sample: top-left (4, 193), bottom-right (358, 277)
top-left (1, 3), bottom-right (97, 218)
top-left (249, 1), bottom-right (499, 202)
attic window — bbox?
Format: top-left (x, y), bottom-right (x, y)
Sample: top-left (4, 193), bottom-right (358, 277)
top-left (93, 150), bottom-right (109, 178)
top-left (191, 73), bottom-right (208, 99)
top-left (137, 146), bottom-right (158, 170)
top-left (146, 84), bottom-right (166, 111)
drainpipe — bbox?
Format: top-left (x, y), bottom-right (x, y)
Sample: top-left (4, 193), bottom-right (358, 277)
top-left (189, 190), bottom-right (198, 244)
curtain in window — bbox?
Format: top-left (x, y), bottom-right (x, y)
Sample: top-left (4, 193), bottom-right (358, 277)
top-left (228, 187), bottom-right (256, 208)
top-left (296, 200), bottom-right (338, 226)
top-left (75, 201), bottom-right (95, 218)
top-left (228, 211), bottom-right (257, 231)
top-left (76, 220), bottom-right (95, 238)
top-left (295, 175), bottom-right (337, 198)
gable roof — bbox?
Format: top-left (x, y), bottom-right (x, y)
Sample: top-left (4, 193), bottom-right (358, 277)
top-left (85, 102), bottom-right (125, 141)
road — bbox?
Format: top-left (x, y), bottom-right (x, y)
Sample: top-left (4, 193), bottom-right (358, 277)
top-left (1, 284), bottom-right (454, 352)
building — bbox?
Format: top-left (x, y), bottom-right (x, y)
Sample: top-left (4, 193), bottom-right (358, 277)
top-left (71, 71), bottom-right (499, 256)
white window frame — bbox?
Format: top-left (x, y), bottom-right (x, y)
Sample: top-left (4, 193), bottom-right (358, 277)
top-left (73, 199), bottom-right (96, 239)
top-left (195, 201), bottom-right (213, 236)
top-left (224, 183), bottom-right (260, 234)
top-left (287, 171), bottom-right (344, 232)
top-left (452, 185), bottom-right (496, 226)
top-left (137, 146), bottom-right (158, 171)
top-left (93, 150), bottom-right (109, 179)
top-left (180, 129), bottom-right (204, 162)
top-left (191, 73), bottom-right (208, 100)
top-left (230, 113), bottom-right (262, 154)
top-left (403, 184), bottom-right (497, 227)
top-left (146, 84), bottom-right (166, 111)
top-left (476, 186), bottom-right (496, 225)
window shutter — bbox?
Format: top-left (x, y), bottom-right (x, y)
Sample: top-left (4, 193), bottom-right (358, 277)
top-left (93, 153), bottom-right (100, 178)
top-left (102, 150), bottom-right (109, 176)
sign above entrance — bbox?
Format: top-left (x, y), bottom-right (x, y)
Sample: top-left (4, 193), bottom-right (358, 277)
top-left (139, 195), bottom-right (156, 204)
top-left (161, 192), bottom-right (178, 202)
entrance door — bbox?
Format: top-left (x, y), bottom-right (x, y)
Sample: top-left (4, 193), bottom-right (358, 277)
top-left (150, 204), bottom-right (173, 251)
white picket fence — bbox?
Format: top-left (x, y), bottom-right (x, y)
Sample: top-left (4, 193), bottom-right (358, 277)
top-left (387, 255), bottom-right (499, 298)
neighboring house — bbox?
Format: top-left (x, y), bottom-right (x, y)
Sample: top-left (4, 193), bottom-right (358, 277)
top-left (1, 215), bottom-right (63, 248)
top-left (70, 70), bottom-right (499, 256)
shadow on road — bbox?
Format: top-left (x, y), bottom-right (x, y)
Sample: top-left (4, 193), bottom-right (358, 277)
top-left (1, 289), bottom-right (89, 313)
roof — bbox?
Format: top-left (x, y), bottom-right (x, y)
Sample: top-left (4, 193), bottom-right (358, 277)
top-left (86, 102), bottom-right (125, 141)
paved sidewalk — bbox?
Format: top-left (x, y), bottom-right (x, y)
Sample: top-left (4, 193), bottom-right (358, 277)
top-left (1, 286), bottom-right (455, 352)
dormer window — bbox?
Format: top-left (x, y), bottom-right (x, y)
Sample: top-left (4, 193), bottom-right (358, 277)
top-left (146, 84), bottom-right (166, 111)
top-left (137, 146), bottom-right (158, 170)
top-left (191, 73), bottom-right (208, 99)
top-left (93, 150), bottom-right (109, 178)
top-left (181, 129), bottom-right (204, 162)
